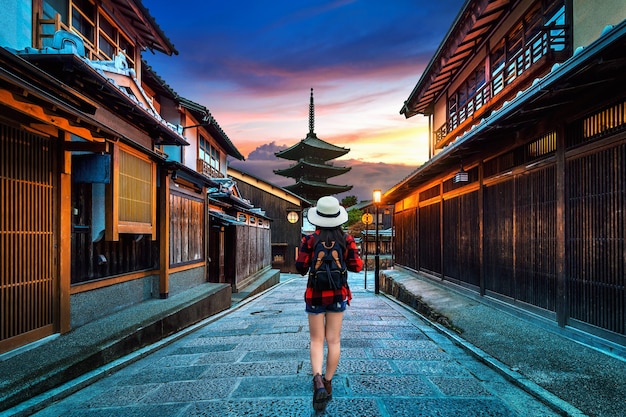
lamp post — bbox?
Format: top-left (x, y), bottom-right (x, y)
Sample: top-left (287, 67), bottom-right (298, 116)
top-left (373, 189), bottom-right (381, 294)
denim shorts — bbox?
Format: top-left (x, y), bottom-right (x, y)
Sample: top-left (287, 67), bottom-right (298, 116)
top-left (306, 300), bottom-right (347, 314)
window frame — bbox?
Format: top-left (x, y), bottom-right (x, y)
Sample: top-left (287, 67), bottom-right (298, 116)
top-left (199, 134), bottom-right (221, 174)
top-left (60, 0), bottom-right (137, 66)
top-left (106, 143), bottom-right (157, 241)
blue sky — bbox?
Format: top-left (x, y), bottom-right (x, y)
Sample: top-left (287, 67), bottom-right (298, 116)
top-left (143, 0), bottom-right (464, 200)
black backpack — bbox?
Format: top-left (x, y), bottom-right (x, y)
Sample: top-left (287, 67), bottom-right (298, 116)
top-left (309, 236), bottom-right (348, 291)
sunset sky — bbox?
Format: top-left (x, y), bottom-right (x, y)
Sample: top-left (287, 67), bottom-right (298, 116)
top-left (143, 0), bottom-right (465, 200)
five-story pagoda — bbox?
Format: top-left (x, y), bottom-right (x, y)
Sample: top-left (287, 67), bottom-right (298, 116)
top-left (275, 89), bottom-right (352, 201)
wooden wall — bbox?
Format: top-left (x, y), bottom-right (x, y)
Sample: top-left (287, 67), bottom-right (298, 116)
top-left (1, 123), bottom-right (57, 353)
top-left (393, 100), bottom-right (626, 343)
top-left (233, 181), bottom-right (303, 273)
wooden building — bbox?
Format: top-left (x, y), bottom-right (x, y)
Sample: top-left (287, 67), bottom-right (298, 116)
top-left (229, 166), bottom-right (310, 273)
top-left (0, 0), bottom-right (272, 357)
top-left (151, 83), bottom-right (248, 295)
top-left (207, 176), bottom-right (275, 292)
top-left (275, 89), bottom-right (352, 201)
top-left (387, 0), bottom-right (626, 347)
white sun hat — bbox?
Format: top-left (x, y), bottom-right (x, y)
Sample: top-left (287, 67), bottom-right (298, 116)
top-left (307, 196), bottom-right (348, 228)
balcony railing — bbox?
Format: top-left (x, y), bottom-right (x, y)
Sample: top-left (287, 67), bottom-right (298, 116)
top-left (198, 159), bottom-right (224, 179)
top-left (435, 24), bottom-right (567, 149)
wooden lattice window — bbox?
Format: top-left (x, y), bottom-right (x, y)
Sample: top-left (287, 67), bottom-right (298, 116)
top-left (527, 131), bottom-right (557, 158)
top-left (583, 100), bottom-right (626, 140)
top-left (107, 144), bottom-right (156, 240)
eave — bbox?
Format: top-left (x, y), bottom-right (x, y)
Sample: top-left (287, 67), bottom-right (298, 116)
top-left (275, 133), bottom-right (349, 161)
top-left (228, 166), bottom-right (313, 207)
top-left (0, 47), bottom-right (118, 141)
top-left (107, 0), bottom-right (178, 55)
top-left (19, 53), bottom-right (187, 146)
top-left (387, 20), bottom-right (626, 203)
top-left (283, 178), bottom-right (353, 195)
top-left (163, 161), bottom-right (219, 189)
top-left (178, 98), bottom-right (245, 160)
top-left (400, 0), bottom-right (512, 117)
top-left (274, 159), bottom-right (351, 179)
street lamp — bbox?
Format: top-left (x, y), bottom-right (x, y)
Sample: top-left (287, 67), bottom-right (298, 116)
top-left (373, 189), bottom-right (381, 294)
top-left (287, 211), bottom-right (299, 224)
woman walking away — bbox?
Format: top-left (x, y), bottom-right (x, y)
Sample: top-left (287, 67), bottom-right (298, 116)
top-left (296, 196), bottom-right (363, 412)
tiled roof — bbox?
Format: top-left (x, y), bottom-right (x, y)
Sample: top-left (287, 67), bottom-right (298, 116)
top-left (275, 132), bottom-right (349, 161)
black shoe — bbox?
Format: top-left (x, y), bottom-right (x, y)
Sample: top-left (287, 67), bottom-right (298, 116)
top-left (323, 377), bottom-right (332, 401)
top-left (312, 374), bottom-right (328, 411)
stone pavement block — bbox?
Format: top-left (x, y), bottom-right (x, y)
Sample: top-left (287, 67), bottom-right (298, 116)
top-left (322, 397), bottom-right (384, 417)
top-left (338, 359), bottom-right (395, 375)
top-left (382, 339), bottom-right (440, 349)
top-left (141, 377), bottom-right (238, 402)
top-left (348, 375), bottom-right (436, 396)
top-left (238, 339), bottom-right (310, 350)
top-left (153, 353), bottom-right (205, 367)
top-left (241, 349), bottom-right (311, 362)
top-left (193, 351), bottom-right (247, 365)
top-left (199, 360), bottom-right (302, 378)
top-left (115, 364), bottom-right (210, 385)
top-left (428, 376), bottom-right (491, 396)
top-left (394, 360), bottom-right (471, 377)
top-left (185, 398), bottom-right (314, 417)
top-left (382, 398), bottom-right (516, 417)
top-left (344, 330), bottom-right (395, 339)
top-left (231, 375), bottom-right (309, 398)
top-left (371, 347), bottom-right (450, 361)
top-left (337, 347), bottom-right (368, 359)
top-left (340, 338), bottom-right (385, 348)
top-left (255, 325), bottom-right (303, 334)
top-left (39, 404), bottom-right (188, 417)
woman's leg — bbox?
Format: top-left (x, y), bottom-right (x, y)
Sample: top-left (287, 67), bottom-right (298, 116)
top-left (308, 313), bottom-right (326, 376)
top-left (323, 311), bottom-right (344, 380)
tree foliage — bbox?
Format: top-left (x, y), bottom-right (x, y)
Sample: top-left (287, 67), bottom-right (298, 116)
top-left (346, 208), bottom-right (362, 227)
top-left (341, 195), bottom-right (358, 208)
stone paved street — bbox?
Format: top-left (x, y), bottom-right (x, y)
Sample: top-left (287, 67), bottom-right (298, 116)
top-left (31, 273), bottom-right (560, 417)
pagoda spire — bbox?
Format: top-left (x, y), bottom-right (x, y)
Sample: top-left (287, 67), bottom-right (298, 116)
top-left (309, 88), bottom-right (315, 135)
top-left (274, 89), bottom-right (353, 201)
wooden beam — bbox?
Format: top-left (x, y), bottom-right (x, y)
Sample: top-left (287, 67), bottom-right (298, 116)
top-left (159, 170), bottom-right (170, 298)
top-left (62, 141), bottom-right (109, 153)
top-left (0, 88), bottom-right (105, 141)
top-left (106, 143), bottom-right (119, 241)
top-left (25, 123), bottom-right (58, 137)
top-left (555, 124), bottom-right (568, 327)
top-left (59, 130), bottom-right (71, 333)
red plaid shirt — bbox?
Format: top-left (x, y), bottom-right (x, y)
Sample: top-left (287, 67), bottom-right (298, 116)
top-left (296, 230), bottom-right (363, 307)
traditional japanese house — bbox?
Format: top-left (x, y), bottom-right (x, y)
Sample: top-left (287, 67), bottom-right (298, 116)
top-left (275, 88), bottom-right (352, 201)
top-left (228, 166), bottom-right (311, 273)
top-left (387, 0), bottom-right (626, 347)
top-left (207, 177), bottom-right (278, 292)
top-left (0, 0), bottom-right (234, 359)
top-left (142, 68), bottom-right (253, 296)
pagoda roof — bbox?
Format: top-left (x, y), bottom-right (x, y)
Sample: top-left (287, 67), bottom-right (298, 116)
top-left (274, 158), bottom-right (351, 179)
top-left (275, 133), bottom-right (349, 161)
top-left (283, 178), bottom-right (352, 201)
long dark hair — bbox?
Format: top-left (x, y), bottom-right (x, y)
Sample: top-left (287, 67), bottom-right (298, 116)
top-left (316, 227), bottom-right (347, 253)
